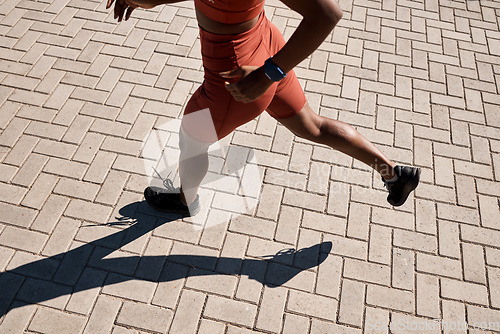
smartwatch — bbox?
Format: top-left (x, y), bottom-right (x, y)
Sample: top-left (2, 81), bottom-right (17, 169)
top-left (264, 57), bottom-right (287, 82)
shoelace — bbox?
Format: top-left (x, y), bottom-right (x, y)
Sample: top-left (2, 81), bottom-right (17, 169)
top-left (153, 168), bottom-right (179, 192)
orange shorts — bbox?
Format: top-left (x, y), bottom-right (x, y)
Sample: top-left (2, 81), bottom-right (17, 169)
top-left (181, 12), bottom-right (307, 143)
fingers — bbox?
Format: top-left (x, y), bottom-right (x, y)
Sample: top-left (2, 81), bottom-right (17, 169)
top-left (112, 0), bottom-right (135, 22)
top-left (125, 6), bottom-right (135, 20)
top-left (114, 0), bottom-right (122, 19)
top-left (118, 1), bottom-right (126, 22)
top-left (106, 0), bottom-right (114, 9)
top-left (220, 67), bottom-right (244, 78)
top-left (225, 82), bottom-right (255, 103)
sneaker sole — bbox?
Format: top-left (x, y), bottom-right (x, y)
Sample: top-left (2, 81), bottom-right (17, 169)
top-left (144, 189), bottom-right (200, 217)
top-left (389, 168), bottom-right (421, 207)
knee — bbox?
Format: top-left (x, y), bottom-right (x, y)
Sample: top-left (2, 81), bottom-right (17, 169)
top-left (179, 129), bottom-right (210, 158)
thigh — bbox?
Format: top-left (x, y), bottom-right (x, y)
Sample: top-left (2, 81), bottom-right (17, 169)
top-left (183, 80), bottom-right (277, 141)
top-left (179, 124), bottom-right (212, 157)
top-left (266, 69), bottom-right (306, 119)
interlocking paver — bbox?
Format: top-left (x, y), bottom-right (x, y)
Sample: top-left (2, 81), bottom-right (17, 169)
top-left (28, 307), bottom-right (86, 334)
top-left (82, 295), bottom-right (121, 334)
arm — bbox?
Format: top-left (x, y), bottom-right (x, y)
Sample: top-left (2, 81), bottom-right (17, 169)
top-left (107, 0), bottom-right (187, 22)
top-left (272, 0), bottom-right (343, 73)
top-left (223, 0), bottom-right (342, 103)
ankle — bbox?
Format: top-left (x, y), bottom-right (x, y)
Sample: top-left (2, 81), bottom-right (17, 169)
top-left (180, 187), bottom-right (196, 206)
top-left (383, 174), bottom-right (398, 183)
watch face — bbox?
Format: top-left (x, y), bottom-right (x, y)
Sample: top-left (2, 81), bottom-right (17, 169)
top-left (264, 58), bottom-right (286, 81)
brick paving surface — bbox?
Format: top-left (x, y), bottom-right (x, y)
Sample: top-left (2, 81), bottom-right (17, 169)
top-left (0, 0), bottom-right (499, 332)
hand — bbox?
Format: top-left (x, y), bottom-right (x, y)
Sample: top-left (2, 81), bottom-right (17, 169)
top-left (106, 0), bottom-right (156, 22)
top-left (221, 66), bottom-right (274, 103)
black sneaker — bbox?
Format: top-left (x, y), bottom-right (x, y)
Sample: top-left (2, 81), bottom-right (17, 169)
top-left (144, 186), bottom-right (201, 216)
top-left (383, 165), bottom-right (421, 206)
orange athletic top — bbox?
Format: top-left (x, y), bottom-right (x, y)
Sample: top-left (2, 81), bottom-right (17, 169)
top-left (194, 0), bottom-right (264, 24)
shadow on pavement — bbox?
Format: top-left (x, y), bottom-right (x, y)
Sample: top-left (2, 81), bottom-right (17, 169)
top-left (0, 201), bottom-right (332, 318)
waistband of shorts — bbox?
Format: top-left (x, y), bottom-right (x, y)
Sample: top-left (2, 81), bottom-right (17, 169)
top-left (199, 10), bottom-right (267, 43)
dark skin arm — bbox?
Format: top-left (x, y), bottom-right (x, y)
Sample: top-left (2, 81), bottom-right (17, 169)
top-left (106, 0), bottom-right (185, 22)
top-left (107, 0), bottom-right (343, 102)
top-left (223, 0), bottom-right (343, 103)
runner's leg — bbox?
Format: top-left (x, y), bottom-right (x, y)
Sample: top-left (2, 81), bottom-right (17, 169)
top-left (272, 101), bottom-right (396, 180)
top-left (178, 126), bottom-right (211, 205)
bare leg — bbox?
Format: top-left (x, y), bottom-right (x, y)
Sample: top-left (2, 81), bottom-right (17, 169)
top-left (178, 128), bottom-right (210, 205)
top-left (275, 102), bottom-right (396, 180)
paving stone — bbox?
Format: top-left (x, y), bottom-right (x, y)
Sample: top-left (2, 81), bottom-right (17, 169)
top-left (28, 307), bottom-right (86, 334)
top-left (83, 150), bottom-right (116, 184)
top-left (65, 199), bottom-right (113, 224)
top-left (389, 313), bottom-right (441, 334)
top-left (41, 217), bottom-right (80, 257)
top-left (393, 229), bottom-right (437, 253)
top-left (316, 253), bottom-right (342, 298)
top-left (322, 233), bottom-right (367, 260)
top-left (0, 301), bottom-right (37, 334)
top-left (441, 300), bottom-right (467, 334)
top-left (440, 278), bottom-right (489, 305)
top-left (274, 205), bottom-right (302, 244)
top-left (135, 236), bottom-right (172, 281)
top-left (0, 226), bottom-right (47, 253)
top-left (198, 209), bottom-right (232, 249)
top-left (461, 224), bottom-right (500, 248)
top-left (265, 261), bottom-right (315, 292)
top-left (338, 279), bottom-right (365, 327)
top-left (466, 305), bottom-right (500, 332)
top-left (186, 268), bottom-right (237, 296)
top-left (310, 318), bottom-right (361, 334)
top-left (478, 195), bottom-right (500, 230)
top-left (229, 215), bottom-right (275, 240)
top-left (213, 232), bottom-right (245, 275)
top-left (368, 224), bottom-right (391, 265)
top-left (66, 267), bottom-right (108, 315)
top-left (153, 220), bottom-right (201, 244)
top-left (94, 170), bottom-right (129, 205)
top-left (82, 295), bottom-right (121, 334)
top-left (366, 284), bottom-right (414, 313)
top-left (416, 273), bottom-right (440, 318)
top-left (198, 319), bottom-right (226, 334)
top-left (391, 247), bottom-right (414, 290)
top-left (204, 295), bottom-right (257, 327)
top-left (152, 261), bottom-right (189, 308)
top-left (102, 273), bottom-right (156, 303)
top-left (54, 178), bottom-right (100, 201)
top-left (12, 153), bottom-right (49, 189)
top-left (168, 289), bottom-right (205, 334)
top-left (246, 238), bottom-right (293, 266)
top-left (0, 201), bottom-right (37, 228)
top-left (117, 301), bottom-right (173, 333)
top-left (282, 313), bottom-right (310, 334)
top-left (462, 242), bottom-right (486, 284)
top-left (235, 257), bottom-right (266, 303)
top-left (21, 173), bottom-right (59, 210)
top-left (487, 266), bottom-right (500, 309)
top-left (287, 290), bottom-right (338, 321)
top-left (43, 157), bottom-right (88, 179)
top-left (3, 134), bottom-right (38, 166)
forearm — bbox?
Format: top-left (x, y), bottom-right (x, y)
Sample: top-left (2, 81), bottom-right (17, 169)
top-left (272, 0), bottom-right (343, 74)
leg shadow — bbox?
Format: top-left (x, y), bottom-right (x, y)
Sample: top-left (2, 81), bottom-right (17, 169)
top-left (0, 201), bottom-right (332, 319)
